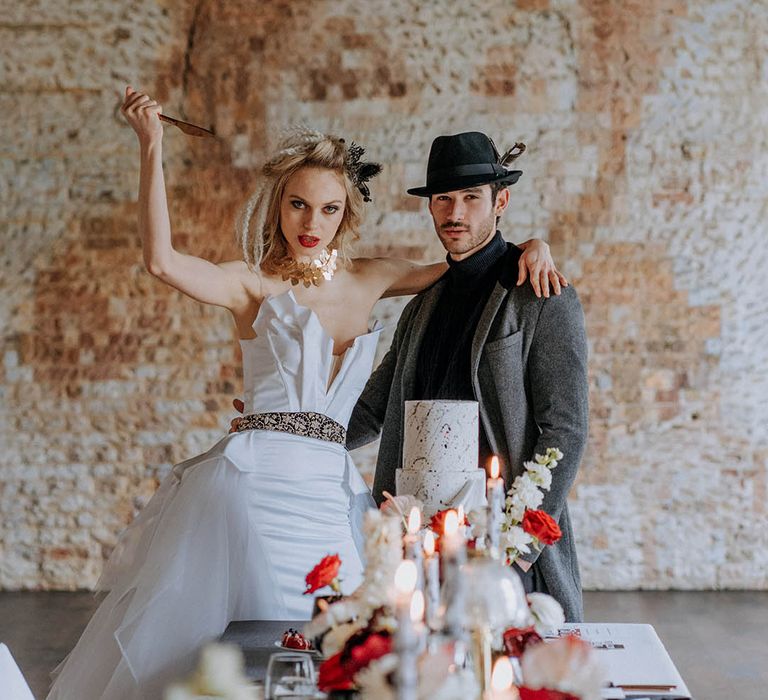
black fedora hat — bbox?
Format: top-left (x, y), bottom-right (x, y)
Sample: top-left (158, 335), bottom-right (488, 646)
top-left (407, 131), bottom-right (523, 197)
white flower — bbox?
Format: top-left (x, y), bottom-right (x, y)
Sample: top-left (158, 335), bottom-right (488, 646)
top-left (524, 461), bottom-right (553, 490)
top-left (354, 510), bottom-right (404, 611)
top-left (505, 495), bottom-right (527, 523)
top-left (466, 507), bottom-right (488, 539)
top-left (521, 635), bottom-right (606, 700)
top-left (547, 447), bottom-right (564, 462)
top-left (380, 492), bottom-right (424, 523)
top-left (509, 474), bottom-right (544, 510)
top-left (430, 669), bottom-right (480, 700)
top-left (527, 592), bottom-right (565, 634)
top-left (169, 643), bottom-right (260, 699)
top-left (196, 643), bottom-right (249, 693)
top-left (501, 526), bottom-right (533, 555)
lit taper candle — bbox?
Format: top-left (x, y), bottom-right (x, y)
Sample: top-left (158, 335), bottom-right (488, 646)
top-left (486, 456), bottom-right (505, 560)
top-left (394, 560), bottom-right (419, 700)
top-left (422, 530), bottom-right (441, 631)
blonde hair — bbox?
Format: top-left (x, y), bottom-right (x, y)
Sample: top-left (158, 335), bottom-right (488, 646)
top-left (237, 127), bottom-right (365, 274)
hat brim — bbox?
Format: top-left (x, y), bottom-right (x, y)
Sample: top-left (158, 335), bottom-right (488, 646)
top-left (406, 170), bottom-right (522, 197)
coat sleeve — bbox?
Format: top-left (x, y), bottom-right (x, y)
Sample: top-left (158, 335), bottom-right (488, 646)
top-left (518, 286), bottom-right (589, 565)
top-left (346, 299), bottom-right (415, 450)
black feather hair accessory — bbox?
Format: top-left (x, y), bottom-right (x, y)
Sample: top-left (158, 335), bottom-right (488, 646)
top-left (344, 142), bottom-right (382, 202)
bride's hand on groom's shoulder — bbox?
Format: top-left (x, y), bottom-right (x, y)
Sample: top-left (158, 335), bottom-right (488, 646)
top-left (229, 399), bottom-right (245, 433)
top-left (517, 239), bottom-right (569, 299)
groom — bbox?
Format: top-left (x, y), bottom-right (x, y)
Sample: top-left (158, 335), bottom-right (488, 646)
top-left (346, 132), bottom-right (589, 622)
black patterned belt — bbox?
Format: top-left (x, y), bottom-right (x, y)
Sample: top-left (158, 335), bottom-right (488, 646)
top-left (235, 411), bottom-right (347, 446)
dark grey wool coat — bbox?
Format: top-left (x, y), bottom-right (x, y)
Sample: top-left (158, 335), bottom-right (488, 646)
top-left (346, 242), bottom-right (589, 621)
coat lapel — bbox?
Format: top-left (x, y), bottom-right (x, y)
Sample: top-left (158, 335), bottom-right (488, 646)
top-left (401, 278), bottom-right (447, 397)
top-left (470, 280), bottom-right (509, 379)
top-left (470, 280), bottom-right (510, 457)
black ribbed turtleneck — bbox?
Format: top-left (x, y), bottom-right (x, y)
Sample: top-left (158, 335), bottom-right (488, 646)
top-left (415, 229), bottom-right (508, 403)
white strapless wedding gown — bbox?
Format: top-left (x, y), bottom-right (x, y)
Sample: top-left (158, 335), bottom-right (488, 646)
top-left (48, 290), bottom-right (382, 700)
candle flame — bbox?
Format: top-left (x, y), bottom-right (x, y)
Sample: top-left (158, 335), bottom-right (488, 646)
top-left (423, 529), bottom-right (435, 556)
top-left (410, 589), bottom-right (425, 622)
top-left (443, 510), bottom-right (459, 536)
top-left (491, 656), bottom-right (514, 691)
top-left (394, 559), bottom-right (418, 595)
top-left (490, 455), bottom-right (500, 479)
top-left (407, 506), bottom-right (421, 534)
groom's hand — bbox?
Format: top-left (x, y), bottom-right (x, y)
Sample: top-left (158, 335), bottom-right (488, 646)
top-left (229, 398), bottom-right (245, 433)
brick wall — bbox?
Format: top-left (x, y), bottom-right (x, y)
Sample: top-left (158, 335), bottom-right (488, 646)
top-left (2, 0), bottom-right (766, 589)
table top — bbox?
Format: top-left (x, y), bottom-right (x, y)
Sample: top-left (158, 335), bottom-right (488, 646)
top-left (221, 620), bottom-right (694, 698)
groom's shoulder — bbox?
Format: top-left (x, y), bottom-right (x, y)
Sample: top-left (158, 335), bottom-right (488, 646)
top-left (498, 242), bottom-right (524, 290)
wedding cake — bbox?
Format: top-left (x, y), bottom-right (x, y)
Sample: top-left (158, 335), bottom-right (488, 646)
top-left (396, 400), bottom-right (487, 517)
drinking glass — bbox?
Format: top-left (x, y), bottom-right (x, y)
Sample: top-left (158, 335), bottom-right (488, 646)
top-left (264, 652), bottom-right (316, 699)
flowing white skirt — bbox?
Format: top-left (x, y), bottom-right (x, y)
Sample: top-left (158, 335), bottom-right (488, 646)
top-left (47, 430), bottom-right (374, 700)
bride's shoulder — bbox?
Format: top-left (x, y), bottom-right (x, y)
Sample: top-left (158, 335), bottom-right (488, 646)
top-left (219, 260), bottom-right (285, 301)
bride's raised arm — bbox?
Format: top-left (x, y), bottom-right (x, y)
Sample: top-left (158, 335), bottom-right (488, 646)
top-left (121, 86), bottom-right (253, 313)
top-left (370, 238), bottom-right (569, 300)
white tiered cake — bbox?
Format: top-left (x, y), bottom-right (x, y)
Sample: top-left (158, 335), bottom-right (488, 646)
top-left (396, 400), bottom-right (487, 517)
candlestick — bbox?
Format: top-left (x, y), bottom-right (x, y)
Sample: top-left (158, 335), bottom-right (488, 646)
top-left (440, 510), bottom-right (467, 643)
top-left (422, 530), bottom-right (441, 631)
top-left (403, 507), bottom-right (424, 591)
top-left (394, 560), bottom-right (419, 700)
top-left (486, 456), bottom-right (505, 560)
top-left (410, 589), bottom-right (427, 653)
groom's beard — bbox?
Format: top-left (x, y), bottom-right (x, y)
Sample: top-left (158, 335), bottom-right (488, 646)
top-left (436, 212), bottom-right (496, 256)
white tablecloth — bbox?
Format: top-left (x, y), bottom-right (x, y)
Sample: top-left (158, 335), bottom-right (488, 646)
top-left (555, 623), bottom-right (692, 699)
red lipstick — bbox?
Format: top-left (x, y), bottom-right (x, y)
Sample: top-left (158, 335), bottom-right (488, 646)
top-left (298, 235), bottom-right (321, 248)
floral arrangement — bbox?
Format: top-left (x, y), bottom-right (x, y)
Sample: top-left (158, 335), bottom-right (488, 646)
top-left (503, 592), bottom-right (566, 657)
top-left (316, 608), bottom-right (395, 693)
top-left (298, 447), bottom-right (606, 700)
top-left (500, 447), bottom-right (563, 563)
top-left (468, 447), bottom-right (564, 565)
top-left (304, 510), bottom-right (403, 652)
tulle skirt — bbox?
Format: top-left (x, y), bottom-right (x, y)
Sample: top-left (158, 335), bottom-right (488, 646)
top-left (47, 429), bottom-right (374, 700)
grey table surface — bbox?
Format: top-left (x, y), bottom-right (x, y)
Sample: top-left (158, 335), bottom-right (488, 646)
top-left (221, 619), bottom-right (318, 682)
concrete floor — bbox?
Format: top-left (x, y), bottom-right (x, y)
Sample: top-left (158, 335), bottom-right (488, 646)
top-left (1, 590), bottom-right (766, 700)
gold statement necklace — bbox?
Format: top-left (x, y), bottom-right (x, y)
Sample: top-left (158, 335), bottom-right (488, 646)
top-left (280, 249), bottom-right (338, 288)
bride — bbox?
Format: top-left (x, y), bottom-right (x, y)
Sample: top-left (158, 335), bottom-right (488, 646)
top-left (47, 86), bottom-right (566, 700)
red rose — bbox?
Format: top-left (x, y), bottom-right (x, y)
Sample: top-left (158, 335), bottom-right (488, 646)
top-left (346, 631), bottom-right (393, 675)
top-left (502, 625), bottom-right (544, 657)
top-left (428, 507), bottom-right (467, 533)
top-left (317, 652), bottom-right (355, 692)
top-left (522, 509), bottom-right (562, 545)
top-left (519, 688), bottom-right (580, 700)
top-left (304, 554), bottom-right (342, 594)
top-left (428, 509), bottom-right (451, 535)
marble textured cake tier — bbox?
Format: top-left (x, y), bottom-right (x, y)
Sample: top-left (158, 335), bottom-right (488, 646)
top-left (402, 400), bottom-right (479, 473)
top-left (398, 400), bottom-right (484, 516)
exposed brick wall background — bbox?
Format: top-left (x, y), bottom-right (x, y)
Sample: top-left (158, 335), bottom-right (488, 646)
top-left (2, 0), bottom-right (766, 590)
